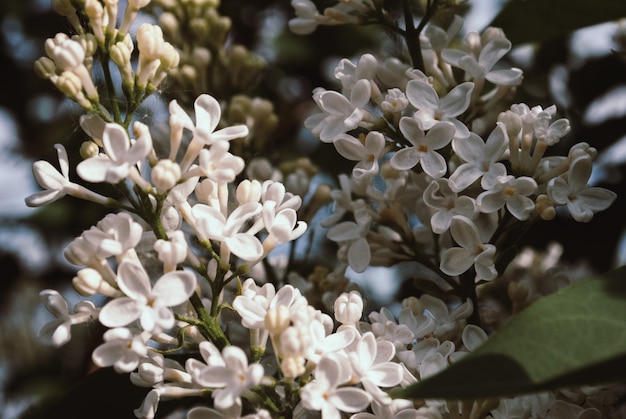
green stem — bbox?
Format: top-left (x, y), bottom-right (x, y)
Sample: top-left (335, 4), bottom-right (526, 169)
top-left (189, 292), bottom-right (230, 350)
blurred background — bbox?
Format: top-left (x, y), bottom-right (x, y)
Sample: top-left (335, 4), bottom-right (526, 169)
top-left (1, 0), bottom-right (626, 417)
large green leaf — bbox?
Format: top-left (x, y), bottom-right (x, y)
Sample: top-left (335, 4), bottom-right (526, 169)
top-left (489, 0), bottom-right (626, 45)
top-left (394, 266), bottom-right (626, 400)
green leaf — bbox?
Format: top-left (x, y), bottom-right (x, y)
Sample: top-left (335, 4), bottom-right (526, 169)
top-left (393, 266), bottom-right (626, 400)
top-left (489, 0), bottom-right (626, 45)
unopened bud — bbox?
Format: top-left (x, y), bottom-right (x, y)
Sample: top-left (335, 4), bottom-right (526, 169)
top-left (85, 0), bottom-right (105, 42)
top-left (80, 140), bottom-right (100, 159)
top-left (236, 179), bottom-right (262, 204)
top-left (265, 306), bottom-right (291, 335)
top-left (47, 34), bottom-right (85, 71)
top-left (137, 24), bottom-right (164, 60)
top-left (334, 290), bottom-right (364, 325)
top-left (34, 57), bottom-right (57, 79)
top-left (151, 159), bottom-right (181, 191)
top-left (56, 71), bottom-right (83, 98)
top-left (498, 110), bottom-right (522, 139)
top-left (159, 12), bottom-right (180, 41)
top-left (72, 268), bottom-right (121, 297)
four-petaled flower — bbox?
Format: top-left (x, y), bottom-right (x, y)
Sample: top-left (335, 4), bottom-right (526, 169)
top-left (390, 117), bottom-right (455, 178)
top-left (547, 156), bottom-right (616, 222)
top-left (188, 341), bottom-right (265, 410)
top-left (333, 131), bottom-right (387, 181)
top-left (405, 80), bottom-right (474, 138)
top-left (301, 352), bottom-right (372, 419)
top-left (77, 122), bottom-right (152, 184)
top-left (305, 79), bottom-right (371, 143)
top-left (98, 260), bottom-right (196, 333)
top-left (440, 215), bottom-right (498, 281)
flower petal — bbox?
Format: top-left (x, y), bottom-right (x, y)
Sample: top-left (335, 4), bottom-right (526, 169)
top-left (99, 297), bottom-right (142, 327)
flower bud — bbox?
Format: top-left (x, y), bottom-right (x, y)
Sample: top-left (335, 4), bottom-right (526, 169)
top-left (159, 12), bottom-right (180, 41)
top-left (498, 110), bottom-right (522, 140)
top-left (154, 230), bottom-right (188, 268)
top-left (137, 24), bottom-right (164, 61)
top-left (34, 57), bottom-right (57, 79)
top-left (136, 360), bottom-right (164, 386)
top-left (85, 0), bottom-right (105, 42)
top-left (158, 42), bottom-right (180, 70)
top-left (236, 179), bottom-right (262, 204)
top-left (265, 306), bottom-right (290, 335)
top-left (280, 356), bottom-right (305, 379)
top-left (151, 159), bottom-right (181, 192)
top-left (47, 34), bottom-right (85, 71)
top-left (56, 71), bottom-right (82, 97)
top-left (334, 290), bottom-right (364, 326)
top-left (72, 268), bottom-right (121, 297)
top-left (80, 140), bottom-right (100, 159)
top-left (191, 47), bottom-right (211, 68)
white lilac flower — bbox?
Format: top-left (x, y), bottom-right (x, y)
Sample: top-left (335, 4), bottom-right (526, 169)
top-left (300, 351), bottom-right (372, 418)
top-left (448, 124), bottom-right (508, 192)
top-left (174, 94), bottom-right (249, 172)
top-left (262, 204), bottom-right (307, 244)
top-left (547, 156), bottom-right (616, 222)
top-left (261, 180), bottom-right (303, 212)
top-left (327, 200), bottom-right (372, 273)
top-left (420, 294), bottom-right (473, 340)
top-left (333, 131), bottom-right (387, 181)
top-left (25, 143), bottom-right (111, 207)
top-left (440, 215), bottom-right (498, 281)
top-left (288, 0), bottom-right (327, 35)
top-left (477, 175), bottom-right (537, 220)
top-left (348, 332), bottom-right (403, 405)
top-left (38, 290), bottom-right (97, 346)
top-left (188, 342), bottom-right (264, 410)
top-left (91, 327), bottom-right (149, 373)
top-left (405, 80), bottom-right (474, 139)
top-left (381, 88), bottom-right (409, 115)
top-left (82, 212), bottom-right (143, 259)
top-left (76, 122), bottom-right (152, 186)
top-left (390, 117), bottom-right (455, 178)
top-left (449, 324), bottom-right (488, 362)
top-left (442, 36), bottom-right (523, 86)
top-left (423, 178), bottom-right (477, 234)
top-left (305, 79), bottom-right (371, 143)
top-left (533, 111), bottom-right (571, 146)
top-left (334, 53), bottom-right (378, 95)
top-left (304, 319), bottom-right (357, 365)
top-left (98, 260), bottom-right (196, 333)
top-left (399, 337), bottom-right (454, 380)
top-left (192, 202), bottom-right (263, 262)
top-left (234, 283), bottom-right (307, 330)
top-left (185, 141), bottom-right (245, 183)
